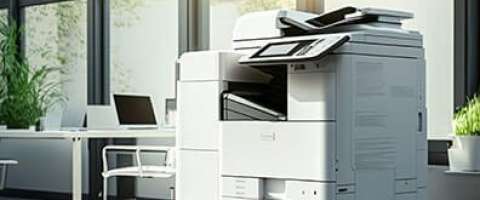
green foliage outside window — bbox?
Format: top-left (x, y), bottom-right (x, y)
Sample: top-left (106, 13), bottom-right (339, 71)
top-left (211, 0), bottom-right (296, 14)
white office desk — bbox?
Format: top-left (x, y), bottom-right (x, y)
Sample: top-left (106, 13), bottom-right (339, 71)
top-left (0, 129), bottom-right (175, 200)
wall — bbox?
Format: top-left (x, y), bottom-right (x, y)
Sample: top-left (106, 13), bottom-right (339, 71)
top-left (325, 0), bottom-right (454, 138)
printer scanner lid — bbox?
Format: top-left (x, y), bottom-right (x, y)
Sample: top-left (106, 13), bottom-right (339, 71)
top-left (233, 7), bottom-right (417, 42)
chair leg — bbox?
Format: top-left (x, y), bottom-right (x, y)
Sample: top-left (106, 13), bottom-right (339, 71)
top-left (0, 164), bottom-right (7, 190)
top-left (103, 177), bottom-right (108, 200)
top-left (169, 186), bottom-right (175, 200)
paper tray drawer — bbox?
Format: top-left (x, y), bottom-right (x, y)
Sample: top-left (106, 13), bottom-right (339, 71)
top-left (221, 121), bottom-right (336, 181)
top-left (222, 177), bottom-right (263, 199)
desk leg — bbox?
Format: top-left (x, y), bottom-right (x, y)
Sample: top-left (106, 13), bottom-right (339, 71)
top-left (72, 137), bottom-right (83, 200)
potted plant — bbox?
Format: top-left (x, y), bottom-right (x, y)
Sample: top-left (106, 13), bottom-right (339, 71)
top-left (450, 96), bottom-right (480, 172)
top-left (0, 20), bottom-right (65, 130)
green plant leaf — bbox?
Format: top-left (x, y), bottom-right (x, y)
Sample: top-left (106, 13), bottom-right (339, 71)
top-left (454, 95), bottom-right (480, 136)
top-left (0, 19), bottom-right (66, 128)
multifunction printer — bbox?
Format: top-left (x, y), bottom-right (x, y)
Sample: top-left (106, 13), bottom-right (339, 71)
top-left (176, 7), bottom-right (427, 200)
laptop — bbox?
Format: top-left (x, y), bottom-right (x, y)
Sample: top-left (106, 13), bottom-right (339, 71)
top-left (112, 94), bottom-right (159, 130)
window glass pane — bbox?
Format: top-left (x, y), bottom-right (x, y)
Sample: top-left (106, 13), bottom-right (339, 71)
top-left (110, 0), bottom-right (179, 127)
top-left (25, 0), bottom-right (88, 127)
top-left (210, 0), bottom-right (296, 50)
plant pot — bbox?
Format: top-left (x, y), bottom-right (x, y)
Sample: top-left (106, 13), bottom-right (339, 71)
top-left (448, 136), bottom-right (480, 172)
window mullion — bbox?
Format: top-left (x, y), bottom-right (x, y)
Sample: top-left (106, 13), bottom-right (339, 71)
top-left (87, 0), bottom-right (109, 105)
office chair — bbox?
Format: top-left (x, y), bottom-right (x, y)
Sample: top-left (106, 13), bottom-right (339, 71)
top-left (102, 145), bottom-right (176, 200)
top-left (0, 160), bottom-right (18, 190)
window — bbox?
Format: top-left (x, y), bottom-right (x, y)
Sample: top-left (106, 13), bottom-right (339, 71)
top-left (110, 0), bottom-right (179, 127)
top-left (209, 0), bottom-right (296, 50)
top-left (325, 0), bottom-right (454, 138)
top-left (0, 0), bottom-right (183, 198)
top-left (24, 0), bottom-right (88, 127)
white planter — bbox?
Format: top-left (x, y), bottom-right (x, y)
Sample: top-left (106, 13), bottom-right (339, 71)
top-left (448, 136), bottom-right (480, 172)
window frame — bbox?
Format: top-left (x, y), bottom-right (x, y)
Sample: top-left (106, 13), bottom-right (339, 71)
top-left (454, 0), bottom-right (479, 109)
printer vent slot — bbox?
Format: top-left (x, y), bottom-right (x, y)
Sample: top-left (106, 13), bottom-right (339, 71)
top-left (390, 86), bottom-right (415, 98)
top-left (355, 112), bottom-right (387, 128)
top-left (354, 137), bottom-right (395, 169)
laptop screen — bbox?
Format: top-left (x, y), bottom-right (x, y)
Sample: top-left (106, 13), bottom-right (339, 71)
top-left (113, 94), bottom-right (157, 125)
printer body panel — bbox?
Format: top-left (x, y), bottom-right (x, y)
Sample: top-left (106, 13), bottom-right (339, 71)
top-left (334, 54), bottom-right (423, 198)
top-left (177, 80), bottom-right (223, 150)
top-left (288, 61), bottom-right (337, 121)
top-left (176, 149), bottom-right (220, 200)
top-left (222, 121), bottom-right (336, 181)
top-left (177, 51), bottom-right (272, 200)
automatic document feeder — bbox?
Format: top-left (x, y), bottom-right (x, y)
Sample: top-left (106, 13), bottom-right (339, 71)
top-left (177, 7), bottom-right (427, 200)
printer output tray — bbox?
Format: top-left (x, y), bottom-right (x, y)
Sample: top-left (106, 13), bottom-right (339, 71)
top-left (222, 93), bottom-right (285, 121)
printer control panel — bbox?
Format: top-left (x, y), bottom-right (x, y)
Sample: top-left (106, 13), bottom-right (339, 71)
top-left (240, 35), bottom-right (349, 64)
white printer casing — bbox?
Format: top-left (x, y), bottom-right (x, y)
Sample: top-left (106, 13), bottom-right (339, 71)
top-left (176, 8), bottom-right (427, 200)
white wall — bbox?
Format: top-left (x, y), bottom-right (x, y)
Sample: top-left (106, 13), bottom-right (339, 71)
top-left (325, 0), bottom-right (454, 138)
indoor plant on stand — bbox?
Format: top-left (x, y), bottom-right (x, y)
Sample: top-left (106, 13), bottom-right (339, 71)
top-left (450, 96), bottom-right (480, 172)
top-left (0, 20), bottom-right (65, 130)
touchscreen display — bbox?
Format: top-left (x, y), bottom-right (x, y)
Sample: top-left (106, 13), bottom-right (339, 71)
top-left (258, 43), bottom-right (299, 57)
